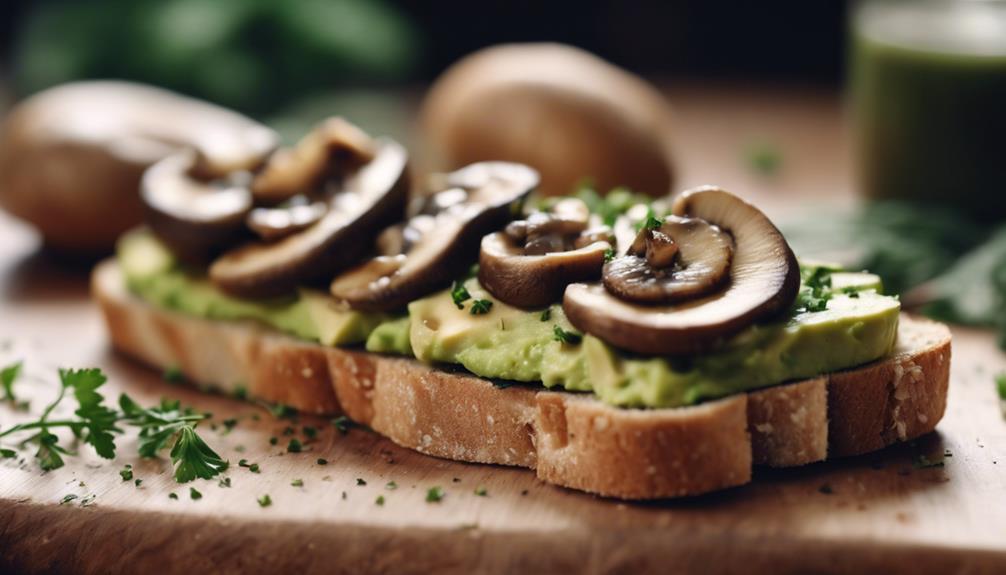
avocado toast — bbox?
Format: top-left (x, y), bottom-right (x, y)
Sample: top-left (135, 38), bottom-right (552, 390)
top-left (92, 119), bottom-right (951, 499)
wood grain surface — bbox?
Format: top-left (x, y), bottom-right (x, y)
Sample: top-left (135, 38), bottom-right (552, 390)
top-left (1, 86), bottom-right (1005, 575)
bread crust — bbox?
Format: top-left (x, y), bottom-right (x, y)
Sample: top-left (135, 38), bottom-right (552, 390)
top-left (92, 260), bottom-right (952, 499)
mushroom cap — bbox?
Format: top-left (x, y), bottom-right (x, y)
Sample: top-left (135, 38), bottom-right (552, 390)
top-left (0, 81), bottom-right (277, 252)
top-left (209, 138), bottom-right (409, 298)
top-left (563, 186), bottom-right (799, 355)
top-left (420, 43), bottom-right (675, 197)
top-left (141, 150), bottom-right (254, 263)
top-left (479, 231), bottom-right (609, 309)
top-left (330, 162), bottom-right (539, 311)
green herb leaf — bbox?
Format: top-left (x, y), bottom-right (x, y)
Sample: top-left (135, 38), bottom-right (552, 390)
top-left (332, 416), bottom-right (352, 435)
top-left (643, 213), bottom-right (664, 230)
top-left (375, 494), bottom-right (385, 506)
top-left (316, 458), bottom-right (328, 465)
top-left (163, 366), bottom-right (185, 384)
top-left (134, 479), bottom-right (143, 487)
top-left (746, 141), bottom-right (782, 175)
top-left (469, 299), bottom-right (493, 315)
top-left (291, 479), bottom-right (304, 487)
top-left (303, 426), bottom-right (318, 439)
top-left (257, 494), bottom-right (272, 508)
top-left (189, 487), bottom-right (202, 500)
top-left (169, 493), bottom-right (178, 500)
top-left (356, 478), bottom-right (366, 486)
top-left (60, 494), bottom-right (78, 505)
top-left (171, 426), bottom-right (228, 483)
top-left (553, 325), bottom-right (583, 345)
top-left (474, 485), bottom-right (488, 497)
top-left (603, 248), bottom-right (615, 263)
top-left (219, 477), bottom-right (231, 488)
top-left (1, 360), bottom-right (22, 401)
top-left (451, 281), bottom-right (472, 309)
top-left (997, 373), bottom-right (1006, 401)
top-left (425, 486), bottom-right (445, 503)
top-left (63, 368), bottom-right (119, 459)
top-left (913, 454), bottom-right (945, 469)
top-left (287, 438), bottom-right (303, 453)
top-left (385, 481), bottom-right (397, 490)
top-left (539, 308), bottom-right (551, 322)
top-left (0, 448), bottom-right (16, 458)
top-left (119, 465), bottom-right (133, 481)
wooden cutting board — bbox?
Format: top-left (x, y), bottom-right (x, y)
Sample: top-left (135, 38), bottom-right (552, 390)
top-left (2, 87), bottom-right (1005, 574)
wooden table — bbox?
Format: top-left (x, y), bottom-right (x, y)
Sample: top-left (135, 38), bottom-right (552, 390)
top-left (1, 86), bottom-right (1005, 574)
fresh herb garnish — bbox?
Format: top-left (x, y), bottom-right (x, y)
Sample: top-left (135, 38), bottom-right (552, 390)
top-left (162, 366), bottom-right (185, 384)
top-left (269, 436), bottom-right (278, 446)
top-left (913, 454), bottom-right (946, 469)
top-left (169, 493), bottom-right (178, 500)
top-left (1, 360), bottom-right (22, 401)
top-left (746, 141), bottom-right (782, 175)
top-left (60, 494), bottom-right (78, 505)
top-left (219, 477), bottom-right (231, 488)
top-left (238, 459), bottom-right (261, 473)
top-left (134, 479), bottom-right (142, 487)
top-left (474, 485), bottom-right (488, 497)
top-left (425, 486), bottom-right (445, 503)
top-left (795, 266), bottom-right (834, 313)
top-left (257, 494), bottom-right (272, 508)
top-left (189, 487), bottom-right (202, 500)
top-left (119, 465), bottom-right (133, 481)
top-left (539, 308), bottom-right (551, 322)
top-left (221, 418), bottom-right (238, 433)
top-left (269, 403), bottom-right (297, 420)
top-left (291, 479), bottom-right (304, 487)
top-left (287, 438), bottom-right (303, 453)
top-left (0, 367), bottom-right (225, 482)
top-left (553, 326), bottom-right (583, 345)
top-left (470, 299), bottom-right (493, 315)
top-left (316, 458), bottom-right (328, 465)
top-left (997, 373), bottom-right (1006, 400)
top-left (451, 281), bottom-right (472, 310)
top-left (375, 495), bottom-right (385, 506)
top-left (386, 481), bottom-right (398, 490)
top-left (1, 448), bottom-right (16, 458)
top-left (574, 184), bottom-right (649, 227)
top-left (356, 478), bottom-right (367, 486)
top-left (603, 247), bottom-right (615, 263)
top-left (643, 212), bottom-right (664, 230)
top-left (303, 426), bottom-right (318, 439)
top-left (332, 416), bottom-right (352, 435)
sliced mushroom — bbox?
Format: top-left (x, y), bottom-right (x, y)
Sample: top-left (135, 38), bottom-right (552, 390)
top-left (602, 216), bottom-right (733, 304)
top-left (330, 162), bottom-right (539, 311)
top-left (251, 117), bottom-right (377, 205)
top-left (478, 198), bottom-right (612, 308)
top-left (141, 150), bottom-right (254, 263)
top-left (563, 186), bottom-right (800, 355)
top-left (209, 138), bottom-right (409, 298)
top-left (246, 197), bottom-right (328, 241)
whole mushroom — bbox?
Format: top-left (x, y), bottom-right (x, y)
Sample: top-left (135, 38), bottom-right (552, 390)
top-left (0, 81), bottom-right (278, 253)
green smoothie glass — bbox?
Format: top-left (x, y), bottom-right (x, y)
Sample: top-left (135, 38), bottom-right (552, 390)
top-left (852, 0), bottom-right (1006, 220)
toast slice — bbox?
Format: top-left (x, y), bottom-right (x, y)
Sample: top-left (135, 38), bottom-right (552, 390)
top-left (92, 260), bottom-right (952, 499)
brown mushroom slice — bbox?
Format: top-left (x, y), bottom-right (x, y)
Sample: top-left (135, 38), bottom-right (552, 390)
top-left (251, 117), bottom-right (377, 205)
top-left (141, 150), bottom-right (253, 263)
top-left (479, 232), bottom-right (610, 308)
top-left (209, 138), bottom-right (409, 298)
top-left (602, 216), bottom-right (733, 304)
top-left (246, 199), bottom-right (328, 242)
top-left (563, 186), bottom-right (800, 355)
top-left (330, 162), bottom-right (539, 311)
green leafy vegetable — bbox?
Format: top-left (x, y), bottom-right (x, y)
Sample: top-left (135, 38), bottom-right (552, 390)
top-left (469, 299), bottom-right (493, 315)
top-left (1, 360), bottom-right (22, 401)
top-left (553, 326), bottom-right (583, 345)
top-left (425, 486), bottom-right (445, 503)
top-left (451, 281), bottom-right (472, 309)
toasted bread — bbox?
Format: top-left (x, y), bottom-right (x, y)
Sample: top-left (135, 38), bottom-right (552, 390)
top-left (92, 260), bottom-right (951, 499)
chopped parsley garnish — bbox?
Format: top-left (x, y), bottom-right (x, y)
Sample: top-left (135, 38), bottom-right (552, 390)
top-left (134, 479), bottom-right (143, 487)
top-left (287, 438), bottom-right (303, 453)
top-left (375, 495), bottom-right (385, 506)
top-left (316, 458), bottom-right (328, 465)
top-left (189, 487), bottom-right (202, 500)
top-left (269, 403), bottom-right (297, 420)
top-left (169, 493), bottom-right (178, 500)
top-left (269, 436), bottom-right (278, 446)
top-left (746, 141), bottom-right (782, 175)
top-left (232, 385), bottom-right (248, 400)
top-left (1, 360), bottom-right (22, 401)
top-left (451, 281), bottom-right (472, 309)
top-left (913, 454), bottom-right (946, 469)
top-left (119, 465), bottom-right (133, 481)
top-left (603, 247), bottom-right (615, 263)
top-left (238, 459), bottom-right (261, 473)
top-left (997, 373), bottom-right (1006, 401)
top-left (60, 494), bottom-right (78, 505)
top-left (469, 299), bottom-right (493, 315)
top-left (303, 426), bottom-right (318, 439)
top-left (539, 308), bottom-right (551, 322)
top-left (474, 486), bottom-right (488, 497)
top-left (425, 486), bottom-right (445, 503)
top-left (796, 266), bottom-right (834, 313)
top-left (643, 212), bottom-right (664, 230)
top-left (1, 448), bottom-right (16, 458)
top-left (0, 366), bottom-right (226, 483)
top-left (218, 477), bottom-right (231, 488)
top-left (222, 418), bottom-right (238, 433)
top-left (162, 365), bottom-right (185, 384)
top-left (356, 478), bottom-right (367, 486)
top-left (291, 479), bottom-right (304, 487)
top-left (257, 494), bottom-right (272, 508)
top-left (332, 416), bottom-right (352, 435)
top-left (385, 481), bottom-right (398, 490)
top-left (553, 325), bottom-right (583, 345)
top-left (282, 426), bottom-right (296, 436)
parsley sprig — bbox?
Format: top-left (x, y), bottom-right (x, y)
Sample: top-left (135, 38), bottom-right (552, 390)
top-left (0, 367), bottom-right (226, 482)
top-left (795, 266), bottom-right (834, 313)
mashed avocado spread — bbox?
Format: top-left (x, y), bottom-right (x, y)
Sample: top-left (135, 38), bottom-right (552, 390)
top-left (118, 230), bottom-right (900, 408)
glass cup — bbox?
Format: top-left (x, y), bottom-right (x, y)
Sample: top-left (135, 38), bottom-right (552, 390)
top-left (851, 0), bottom-right (1006, 220)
